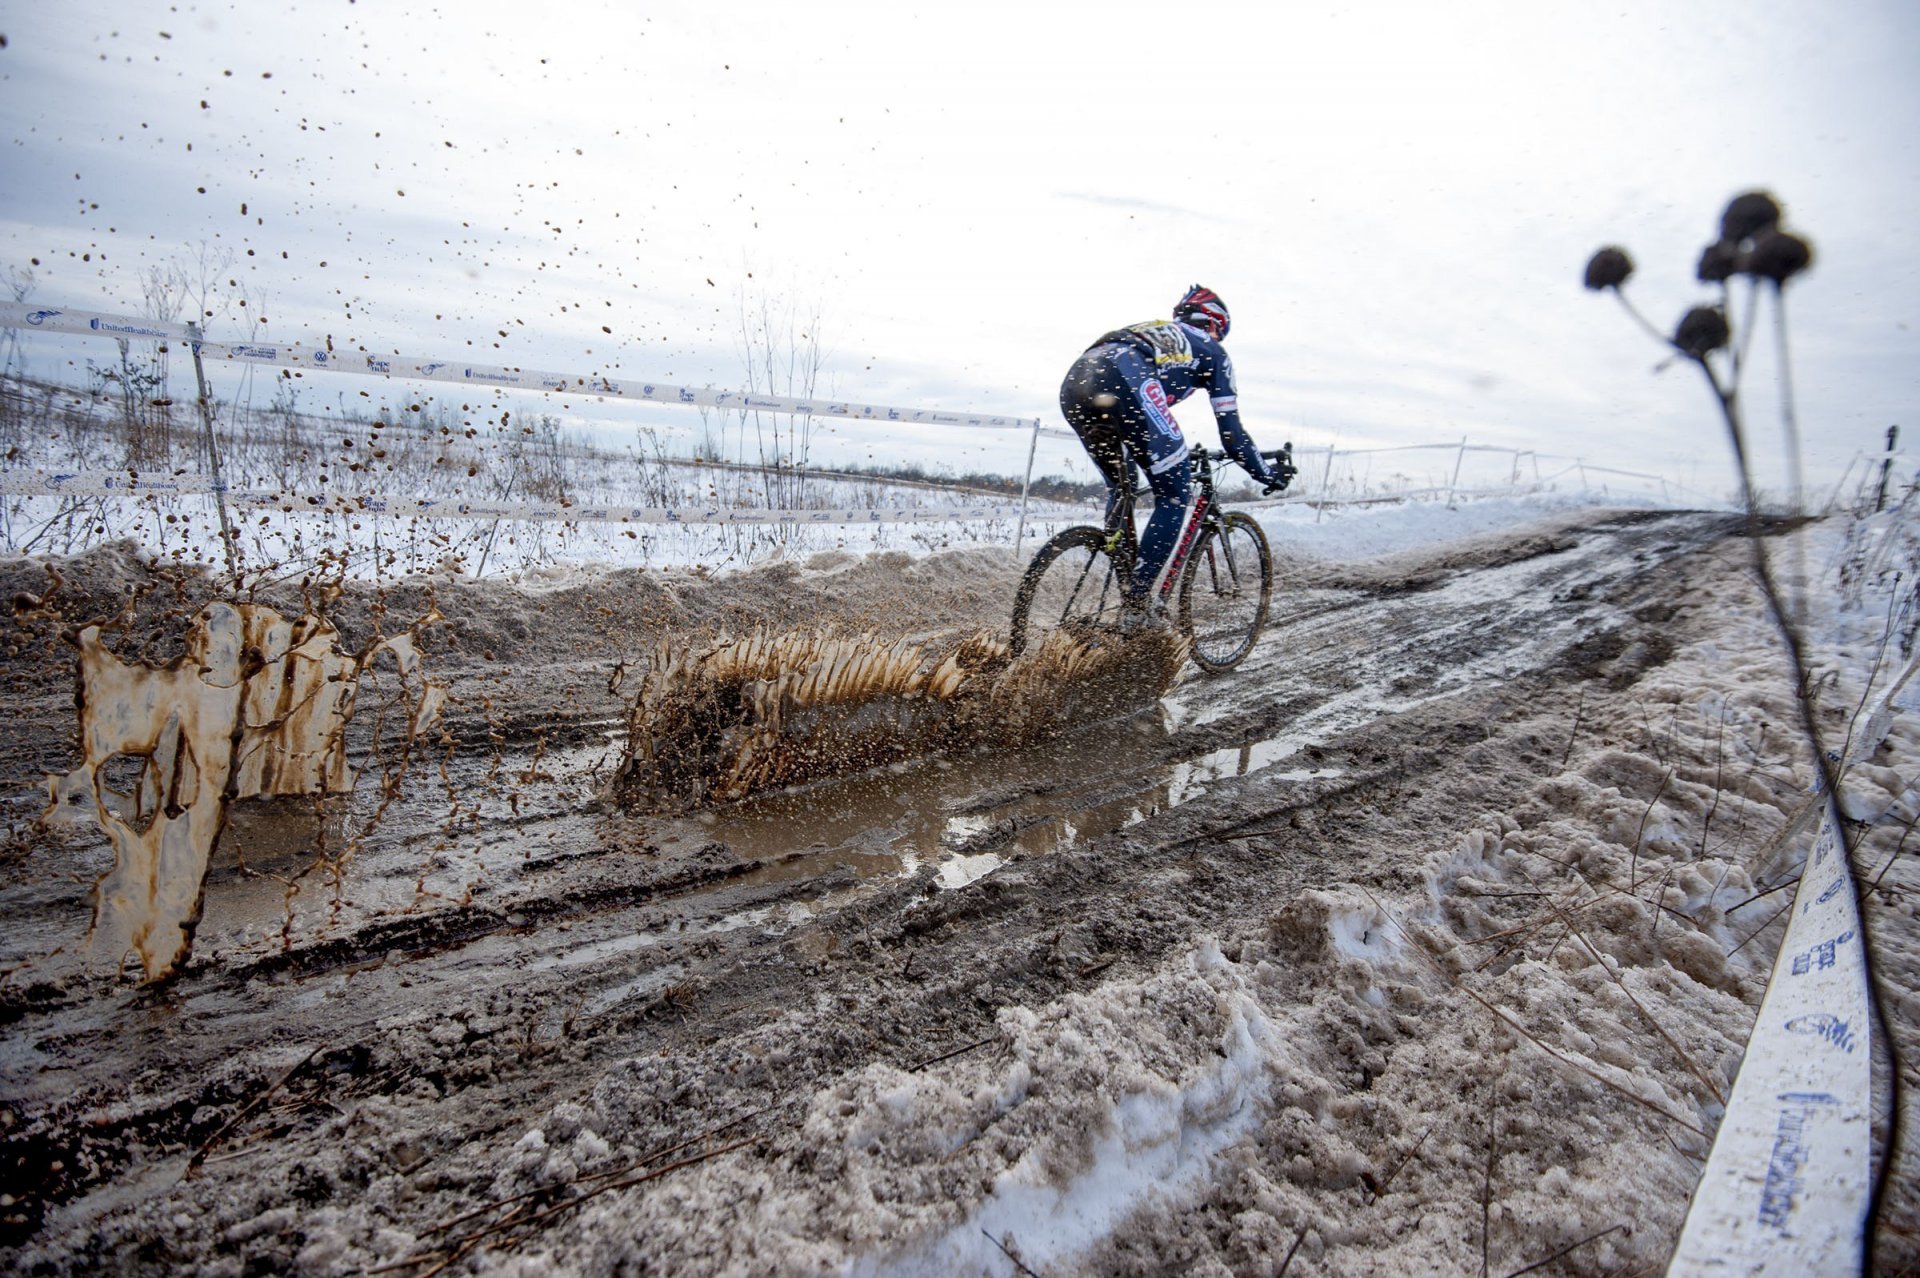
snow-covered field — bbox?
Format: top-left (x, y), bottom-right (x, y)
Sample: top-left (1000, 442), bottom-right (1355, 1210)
top-left (0, 491), bottom-right (1914, 1275)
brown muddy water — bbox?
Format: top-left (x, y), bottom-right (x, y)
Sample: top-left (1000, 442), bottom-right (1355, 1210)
top-left (8, 506), bottom-right (1839, 1277)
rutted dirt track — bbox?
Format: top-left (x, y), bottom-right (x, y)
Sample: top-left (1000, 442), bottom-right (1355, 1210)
top-left (3, 508), bottom-right (1915, 1275)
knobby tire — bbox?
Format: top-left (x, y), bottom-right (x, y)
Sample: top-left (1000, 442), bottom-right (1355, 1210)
top-left (1177, 511), bottom-right (1273, 673)
top-left (1010, 526), bottom-right (1125, 657)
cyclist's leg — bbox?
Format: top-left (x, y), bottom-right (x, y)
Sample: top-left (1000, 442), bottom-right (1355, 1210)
top-left (1133, 451), bottom-right (1196, 606)
top-left (1060, 352), bottom-right (1140, 535)
top-left (1101, 348), bottom-right (1194, 604)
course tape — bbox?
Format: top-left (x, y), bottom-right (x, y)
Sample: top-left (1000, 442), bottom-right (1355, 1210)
top-left (0, 302), bottom-right (1049, 433)
top-left (0, 469), bottom-right (1051, 526)
top-left (1667, 653), bottom-right (1919, 1275)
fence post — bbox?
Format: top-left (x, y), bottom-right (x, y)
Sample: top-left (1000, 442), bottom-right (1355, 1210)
top-left (185, 322), bottom-right (238, 582)
top-left (1013, 417), bottom-right (1040, 556)
top-left (1316, 441), bottom-right (1337, 524)
top-left (1445, 435), bottom-right (1467, 508)
top-left (1876, 424), bottom-right (1899, 513)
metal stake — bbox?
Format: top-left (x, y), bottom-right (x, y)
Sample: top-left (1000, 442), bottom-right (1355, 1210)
top-left (1013, 416), bottom-right (1040, 556)
top-left (186, 322), bottom-right (238, 582)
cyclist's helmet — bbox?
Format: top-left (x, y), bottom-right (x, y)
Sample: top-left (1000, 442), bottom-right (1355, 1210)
top-left (1173, 284), bottom-right (1230, 340)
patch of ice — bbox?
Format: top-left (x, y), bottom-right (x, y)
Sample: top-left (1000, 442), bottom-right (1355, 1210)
top-left (851, 966), bottom-right (1272, 1277)
top-left (1327, 905), bottom-right (1401, 965)
top-left (935, 851), bottom-right (1004, 890)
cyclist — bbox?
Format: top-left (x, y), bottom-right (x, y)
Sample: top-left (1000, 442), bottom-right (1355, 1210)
top-left (1058, 284), bottom-right (1294, 625)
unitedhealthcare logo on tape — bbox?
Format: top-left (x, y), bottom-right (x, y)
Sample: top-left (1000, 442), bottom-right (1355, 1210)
top-left (465, 368), bottom-right (518, 385)
top-left (1757, 1092), bottom-right (1842, 1233)
top-left (230, 344), bottom-right (279, 360)
top-left (89, 317), bottom-right (172, 338)
top-left (1783, 1013), bottom-right (1857, 1053)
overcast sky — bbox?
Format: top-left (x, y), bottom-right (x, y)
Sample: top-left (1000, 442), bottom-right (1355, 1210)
top-left (3, 1), bottom-right (1916, 496)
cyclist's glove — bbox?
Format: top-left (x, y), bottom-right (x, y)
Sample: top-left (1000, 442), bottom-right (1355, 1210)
top-left (1261, 459), bottom-right (1297, 497)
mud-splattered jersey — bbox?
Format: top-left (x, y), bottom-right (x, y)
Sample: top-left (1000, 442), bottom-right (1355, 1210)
top-left (1088, 319), bottom-right (1238, 413)
top-left (1086, 319), bottom-right (1269, 484)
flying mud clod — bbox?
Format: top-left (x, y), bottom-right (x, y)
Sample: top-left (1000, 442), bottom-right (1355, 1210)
top-left (42, 603), bottom-right (445, 982)
top-left (614, 623), bottom-right (1189, 810)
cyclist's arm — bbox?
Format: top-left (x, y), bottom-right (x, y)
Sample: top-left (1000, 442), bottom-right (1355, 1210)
top-left (1206, 349), bottom-right (1284, 488)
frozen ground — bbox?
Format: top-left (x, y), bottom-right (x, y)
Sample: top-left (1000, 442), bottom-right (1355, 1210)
top-left (0, 493), bottom-right (1915, 1275)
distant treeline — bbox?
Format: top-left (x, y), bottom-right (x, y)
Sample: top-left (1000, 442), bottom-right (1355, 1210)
top-left (833, 459), bottom-right (1105, 504)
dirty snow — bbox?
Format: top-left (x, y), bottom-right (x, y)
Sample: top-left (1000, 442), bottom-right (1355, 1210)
top-left (1, 492), bottom-right (1915, 1276)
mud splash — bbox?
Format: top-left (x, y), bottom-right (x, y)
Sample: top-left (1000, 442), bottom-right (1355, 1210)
top-left (42, 603), bottom-right (445, 981)
top-left (615, 624), bottom-right (1189, 810)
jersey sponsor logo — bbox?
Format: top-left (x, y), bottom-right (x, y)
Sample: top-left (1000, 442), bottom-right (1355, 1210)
top-left (1211, 395), bottom-right (1238, 411)
top-left (1127, 320), bottom-right (1197, 368)
top-left (1140, 379), bottom-right (1183, 439)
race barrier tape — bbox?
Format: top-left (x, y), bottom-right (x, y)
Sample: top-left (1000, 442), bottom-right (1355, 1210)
top-left (0, 302), bottom-right (1047, 433)
top-left (1667, 650), bottom-right (1919, 1274)
top-left (0, 469), bottom-right (1049, 526)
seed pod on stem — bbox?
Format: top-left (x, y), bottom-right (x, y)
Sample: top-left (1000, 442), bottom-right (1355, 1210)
top-left (1696, 240), bottom-right (1739, 284)
top-left (1719, 191), bottom-right (1781, 244)
top-left (1674, 306), bottom-right (1730, 359)
top-left (1583, 247), bottom-right (1633, 291)
top-left (1739, 229), bottom-right (1814, 284)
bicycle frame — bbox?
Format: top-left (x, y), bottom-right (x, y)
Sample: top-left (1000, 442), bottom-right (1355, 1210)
top-left (1104, 445), bottom-right (1236, 604)
top-left (1010, 440), bottom-right (1287, 666)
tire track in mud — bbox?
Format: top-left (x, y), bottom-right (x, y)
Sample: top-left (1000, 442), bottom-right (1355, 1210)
top-left (0, 510), bottom-right (1742, 1264)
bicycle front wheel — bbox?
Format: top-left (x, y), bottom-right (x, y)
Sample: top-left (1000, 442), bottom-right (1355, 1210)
top-left (1177, 511), bottom-right (1273, 672)
top-left (1010, 525), bottom-right (1125, 657)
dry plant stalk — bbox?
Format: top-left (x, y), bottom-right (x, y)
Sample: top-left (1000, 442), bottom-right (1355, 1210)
top-left (615, 622), bottom-right (1187, 810)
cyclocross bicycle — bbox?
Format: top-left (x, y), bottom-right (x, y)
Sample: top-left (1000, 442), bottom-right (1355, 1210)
top-left (1010, 443), bottom-right (1292, 674)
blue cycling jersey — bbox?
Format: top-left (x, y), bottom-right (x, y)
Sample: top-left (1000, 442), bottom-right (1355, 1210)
top-left (1080, 319), bottom-right (1270, 488)
top-left (1087, 319), bottom-right (1243, 435)
top-left (1060, 318), bottom-right (1277, 604)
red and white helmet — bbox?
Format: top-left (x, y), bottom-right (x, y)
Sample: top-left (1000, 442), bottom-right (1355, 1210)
top-left (1173, 284), bottom-right (1230, 340)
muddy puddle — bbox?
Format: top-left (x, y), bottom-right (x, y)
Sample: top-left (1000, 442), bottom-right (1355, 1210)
top-left (4, 510), bottom-right (1680, 997)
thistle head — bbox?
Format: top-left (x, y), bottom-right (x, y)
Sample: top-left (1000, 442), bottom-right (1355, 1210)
top-left (1583, 246), bottom-right (1634, 291)
top-left (1674, 306), bottom-right (1730, 358)
top-left (1720, 191), bottom-right (1782, 244)
top-left (1739, 229), bottom-right (1814, 284)
top-left (1696, 240), bottom-right (1739, 284)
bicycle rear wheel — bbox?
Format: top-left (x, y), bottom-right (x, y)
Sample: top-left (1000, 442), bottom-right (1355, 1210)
top-left (1010, 525), bottom-right (1126, 657)
top-left (1177, 511), bottom-right (1273, 672)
